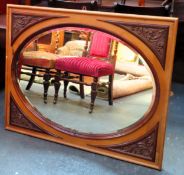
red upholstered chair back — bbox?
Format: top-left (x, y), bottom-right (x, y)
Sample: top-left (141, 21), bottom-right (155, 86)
top-left (0, 0), bottom-right (21, 14)
top-left (89, 31), bottom-right (111, 58)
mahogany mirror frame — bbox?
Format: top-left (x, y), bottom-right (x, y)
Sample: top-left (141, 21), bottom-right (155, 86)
top-left (5, 5), bottom-right (178, 170)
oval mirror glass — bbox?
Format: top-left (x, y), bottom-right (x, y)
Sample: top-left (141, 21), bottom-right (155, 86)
top-left (16, 27), bottom-right (156, 135)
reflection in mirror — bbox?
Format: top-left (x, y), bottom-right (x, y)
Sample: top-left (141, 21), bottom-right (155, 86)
top-left (17, 27), bottom-right (155, 135)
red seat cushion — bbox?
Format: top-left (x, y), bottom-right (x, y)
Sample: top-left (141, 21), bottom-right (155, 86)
top-left (55, 57), bottom-right (114, 77)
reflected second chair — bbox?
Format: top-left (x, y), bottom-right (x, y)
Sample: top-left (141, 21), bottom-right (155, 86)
top-left (20, 31), bottom-right (64, 103)
top-left (53, 31), bottom-right (118, 113)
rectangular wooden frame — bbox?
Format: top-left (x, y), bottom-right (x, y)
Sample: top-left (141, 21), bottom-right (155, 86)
top-left (5, 5), bottom-right (178, 170)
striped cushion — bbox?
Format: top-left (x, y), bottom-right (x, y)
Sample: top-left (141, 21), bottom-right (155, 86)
top-left (55, 57), bottom-right (114, 77)
top-left (89, 32), bottom-right (111, 58)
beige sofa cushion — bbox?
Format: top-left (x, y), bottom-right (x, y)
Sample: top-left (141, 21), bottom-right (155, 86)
top-left (57, 40), bottom-right (87, 57)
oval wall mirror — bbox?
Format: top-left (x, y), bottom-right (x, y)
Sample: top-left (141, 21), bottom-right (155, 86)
top-left (16, 27), bottom-right (156, 136)
top-left (5, 5), bottom-right (178, 170)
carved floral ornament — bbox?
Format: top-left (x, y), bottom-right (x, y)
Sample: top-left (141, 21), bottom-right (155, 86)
top-left (11, 13), bottom-right (66, 44)
top-left (105, 125), bottom-right (158, 161)
top-left (130, 26), bottom-right (167, 63)
top-left (100, 20), bottom-right (169, 69)
top-left (11, 14), bottom-right (46, 43)
top-left (10, 96), bottom-right (44, 133)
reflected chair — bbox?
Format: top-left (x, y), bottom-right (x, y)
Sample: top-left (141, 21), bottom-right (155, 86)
top-left (48, 0), bottom-right (98, 11)
top-left (53, 31), bottom-right (118, 113)
top-left (114, 2), bottom-right (173, 16)
top-left (20, 31), bottom-right (64, 103)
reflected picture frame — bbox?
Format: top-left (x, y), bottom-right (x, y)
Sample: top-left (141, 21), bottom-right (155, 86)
top-left (5, 5), bottom-right (178, 170)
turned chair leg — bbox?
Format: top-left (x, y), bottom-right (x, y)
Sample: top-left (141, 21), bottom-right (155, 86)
top-left (53, 70), bottom-right (61, 104)
top-left (26, 67), bottom-right (36, 90)
top-left (43, 69), bottom-right (51, 104)
top-left (89, 77), bottom-right (98, 113)
top-left (64, 72), bottom-right (69, 98)
top-left (108, 75), bottom-right (113, 105)
top-left (79, 74), bottom-right (85, 99)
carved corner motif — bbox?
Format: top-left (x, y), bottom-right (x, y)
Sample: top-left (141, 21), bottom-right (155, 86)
top-left (100, 20), bottom-right (169, 69)
top-left (95, 124), bottom-right (159, 161)
top-left (10, 96), bottom-right (44, 133)
top-left (11, 13), bottom-right (66, 44)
